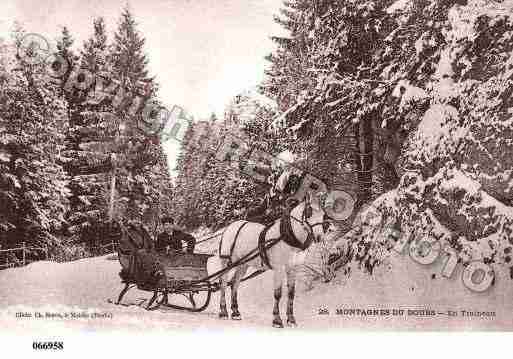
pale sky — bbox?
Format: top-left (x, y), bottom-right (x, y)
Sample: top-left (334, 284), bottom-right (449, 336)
top-left (0, 0), bottom-right (285, 173)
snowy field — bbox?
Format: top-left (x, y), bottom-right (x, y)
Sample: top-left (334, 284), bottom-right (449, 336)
top-left (1, 253), bottom-right (512, 332)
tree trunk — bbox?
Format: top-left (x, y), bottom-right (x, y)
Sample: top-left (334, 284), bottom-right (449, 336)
top-left (354, 116), bottom-right (374, 206)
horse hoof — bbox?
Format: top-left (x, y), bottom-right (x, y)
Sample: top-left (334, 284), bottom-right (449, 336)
top-left (287, 320), bottom-right (297, 327)
top-left (219, 312), bottom-right (229, 319)
top-left (231, 314), bottom-right (242, 321)
top-left (272, 319), bottom-right (284, 328)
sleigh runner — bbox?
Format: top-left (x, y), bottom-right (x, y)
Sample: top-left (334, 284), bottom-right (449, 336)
top-left (113, 222), bottom-right (214, 311)
top-left (113, 221), bottom-right (273, 312)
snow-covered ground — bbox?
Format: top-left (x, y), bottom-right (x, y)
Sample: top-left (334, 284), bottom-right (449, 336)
top-left (1, 253), bottom-right (512, 332)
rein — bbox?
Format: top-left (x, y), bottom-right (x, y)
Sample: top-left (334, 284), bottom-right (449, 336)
top-left (289, 215), bottom-right (325, 234)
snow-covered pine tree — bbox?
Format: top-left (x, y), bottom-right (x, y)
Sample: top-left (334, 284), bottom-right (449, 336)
top-left (172, 118), bottom-right (223, 229)
top-left (263, 0), bottom-right (397, 207)
top-left (0, 26), bottom-right (70, 258)
top-left (56, 26), bottom-right (75, 63)
top-left (107, 6), bottom-right (173, 228)
top-left (55, 26), bottom-right (80, 105)
top-left (329, 0), bottom-right (513, 277)
top-left (263, 0), bottom-right (316, 112)
top-left (172, 90), bottom-right (285, 231)
top-left (62, 18), bottom-right (116, 250)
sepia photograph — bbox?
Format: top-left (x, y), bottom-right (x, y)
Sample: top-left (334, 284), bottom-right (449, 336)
top-left (1, 0), bottom-right (513, 354)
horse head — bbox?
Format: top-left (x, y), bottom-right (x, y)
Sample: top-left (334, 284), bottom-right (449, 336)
top-left (289, 191), bottom-right (331, 247)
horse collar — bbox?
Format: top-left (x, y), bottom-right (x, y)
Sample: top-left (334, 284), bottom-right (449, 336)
top-left (280, 210), bottom-right (313, 251)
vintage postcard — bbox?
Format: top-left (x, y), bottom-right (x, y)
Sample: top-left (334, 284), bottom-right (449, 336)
top-left (1, 0), bottom-right (513, 350)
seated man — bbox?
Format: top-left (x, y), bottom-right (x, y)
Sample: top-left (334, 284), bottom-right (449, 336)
top-left (244, 194), bottom-right (272, 223)
top-left (156, 217), bottom-right (196, 254)
top-left (116, 219), bottom-right (164, 286)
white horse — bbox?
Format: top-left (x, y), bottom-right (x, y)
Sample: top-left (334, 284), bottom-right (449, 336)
top-left (208, 192), bottom-right (329, 328)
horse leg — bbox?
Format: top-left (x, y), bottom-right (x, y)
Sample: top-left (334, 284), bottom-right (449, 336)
top-left (230, 265), bottom-right (247, 320)
top-left (286, 267), bottom-right (297, 327)
top-left (116, 283), bottom-right (131, 304)
top-left (218, 258), bottom-right (229, 319)
top-left (272, 268), bottom-right (284, 328)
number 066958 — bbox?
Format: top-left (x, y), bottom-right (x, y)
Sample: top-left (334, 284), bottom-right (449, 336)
top-left (33, 342), bottom-right (64, 350)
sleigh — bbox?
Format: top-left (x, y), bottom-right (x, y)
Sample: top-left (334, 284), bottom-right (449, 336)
top-left (112, 222), bottom-right (269, 312)
top-left (114, 223), bottom-right (215, 311)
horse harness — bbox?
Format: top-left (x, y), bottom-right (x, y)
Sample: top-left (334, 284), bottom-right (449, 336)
top-left (219, 203), bottom-right (326, 270)
top-left (218, 221), bottom-right (251, 263)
